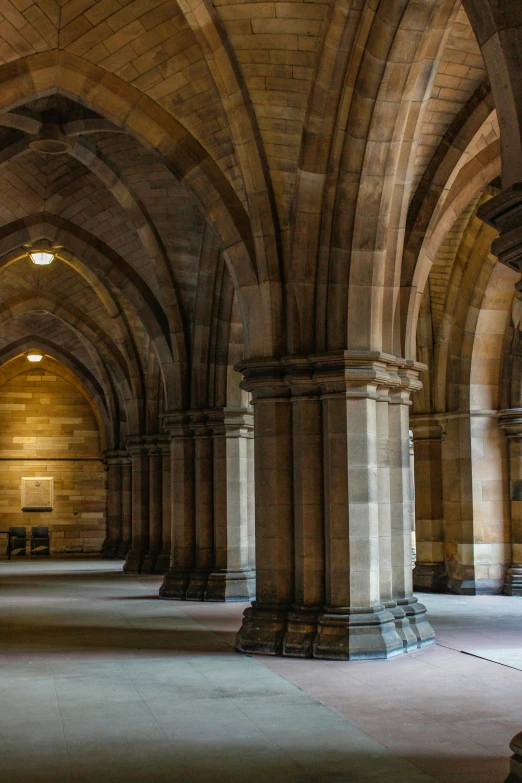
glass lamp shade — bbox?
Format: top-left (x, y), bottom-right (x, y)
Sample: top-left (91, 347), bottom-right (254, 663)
top-left (26, 350), bottom-right (44, 362)
top-left (29, 250), bottom-right (55, 266)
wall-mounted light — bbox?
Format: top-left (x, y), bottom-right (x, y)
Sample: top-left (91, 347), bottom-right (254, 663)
top-left (26, 350), bottom-right (44, 363)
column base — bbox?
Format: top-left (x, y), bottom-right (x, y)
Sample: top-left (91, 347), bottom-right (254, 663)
top-left (282, 606), bottom-right (321, 658)
top-left (236, 603), bottom-right (290, 655)
top-left (122, 550), bottom-right (145, 574)
top-left (153, 552), bottom-right (170, 576)
top-left (385, 602), bottom-right (418, 652)
top-left (397, 597), bottom-right (436, 647)
top-left (204, 568), bottom-right (256, 602)
top-left (447, 576), bottom-right (503, 595)
top-left (159, 567), bottom-right (191, 599)
top-left (185, 569), bottom-right (211, 600)
top-left (115, 541), bottom-right (129, 560)
top-left (504, 566), bottom-right (522, 596)
top-left (313, 605), bottom-right (404, 660)
top-left (140, 551), bottom-right (159, 575)
top-left (507, 732), bottom-right (522, 781)
top-left (413, 562), bottom-right (446, 592)
top-left (101, 540), bottom-right (119, 559)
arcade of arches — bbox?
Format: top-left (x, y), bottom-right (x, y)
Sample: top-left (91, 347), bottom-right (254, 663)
top-left (2, 0), bottom-right (522, 780)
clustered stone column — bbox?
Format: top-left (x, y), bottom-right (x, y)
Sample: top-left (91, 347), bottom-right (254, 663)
top-left (160, 408), bottom-right (255, 601)
top-left (409, 416), bottom-right (446, 592)
top-left (236, 352), bottom-right (434, 660)
top-left (478, 185), bottom-right (522, 781)
top-left (120, 435), bottom-right (172, 575)
top-left (102, 450), bottom-right (131, 559)
top-left (498, 409), bottom-right (522, 594)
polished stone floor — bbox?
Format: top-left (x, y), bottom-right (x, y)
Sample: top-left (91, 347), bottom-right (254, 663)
top-left (0, 559), bottom-right (519, 782)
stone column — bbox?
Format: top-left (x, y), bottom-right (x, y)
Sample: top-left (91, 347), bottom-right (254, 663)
top-left (236, 361), bottom-right (294, 655)
top-left (123, 437), bottom-right (149, 574)
top-left (282, 358), bottom-right (325, 658)
top-left (410, 415), bottom-right (446, 591)
top-left (499, 409), bottom-right (522, 595)
top-left (205, 408), bottom-right (256, 602)
top-left (185, 413), bottom-right (214, 599)
top-left (141, 437), bottom-right (163, 575)
top-left (154, 436), bottom-right (171, 575)
top-left (313, 353), bottom-right (406, 660)
top-left (160, 414), bottom-right (195, 599)
top-left (116, 454), bottom-right (132, 559)
top-left (102, 450), bottom-right (122, 558)
top-left (478, 175), bottom-right (522, 783)
top-left (375, 374), bottom-right (417, 653)
top-left (388, 366), bottom-right (434, 648)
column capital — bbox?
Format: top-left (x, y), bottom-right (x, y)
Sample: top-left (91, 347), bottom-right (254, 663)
top-left (409, 414), bottom-right (445, 441)
top-left (162, 410), bottom-right (192, 436)
top-left (498, 408), bottom-right (522, 437)
top-left (188, 410), bottom-right (211, 437)
top-left (311, 351), bottom-right (401, 398)
top-left (125, 435), bottom-right (149, 455)
top-left (236, 352), bottom-right (426, 402)
top-left (478, 184), bottom-right (522, 276)
top-left (235, 358), bottom-right (289, 401)
top-left (103, 448), bottom-right (130, 466)
top-left (224, 406), bottom-right (254, 435)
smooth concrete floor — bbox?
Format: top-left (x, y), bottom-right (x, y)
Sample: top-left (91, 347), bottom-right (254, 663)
top-left (0, 561), bottom-right (520, 783)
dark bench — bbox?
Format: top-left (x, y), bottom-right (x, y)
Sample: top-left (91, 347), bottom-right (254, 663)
top-left (31, 526), bottom-right (51, 556)
top-left (7, 526), bottom-right (28, 559)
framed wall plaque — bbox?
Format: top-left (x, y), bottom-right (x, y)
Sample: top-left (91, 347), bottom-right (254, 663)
top-left (22, 477), bottom-right (53, 511)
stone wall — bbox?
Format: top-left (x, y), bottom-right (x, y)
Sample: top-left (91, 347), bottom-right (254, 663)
top-left (0, 368), bottom-right (106, 554)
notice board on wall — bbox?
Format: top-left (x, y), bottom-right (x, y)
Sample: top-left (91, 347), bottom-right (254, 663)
top-left (21, 477), bottom-right (53, 511)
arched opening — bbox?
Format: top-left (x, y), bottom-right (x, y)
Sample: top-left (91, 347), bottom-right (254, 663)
top-left (0, 354), bottom-right (107, 555)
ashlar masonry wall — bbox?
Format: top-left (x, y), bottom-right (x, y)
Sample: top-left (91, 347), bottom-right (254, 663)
top-left (0, 368), bottom-right (106, 554)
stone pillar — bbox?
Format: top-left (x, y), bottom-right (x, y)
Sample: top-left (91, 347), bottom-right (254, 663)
top-left (123, 437), bottom-right (149, 574)
top-left (185, 413), bottom-right (214, 600)
top-left (205, 408), bottom-right (256, 602)
top-left (410, 416), bottom-right (446, 591)
top-left (234, 353), bottom-right (434, 660)
top-left (375, 374), bottom-right (417, 653)
top-left (507, 732), bottom-right (522, 782)
top-left (499, 409), bottom-right (522, 595)
top-left (313, 353), bottom-right (406, 660)
top-left (154, 436), bottom-right (171, 575)
top-left (116, 455), bottom-right (131, 559)
top-left (236, 361), bottom-right (294, 655)
top-left (388, 367), bottom-right (434, 649)
top-left (477, 173), bottom-right (522, 783)
top-left (102, 450), bottom-right (122, 558)
top-left (160, 414), bottom-right (195, 599)
top-left (141, 437), bottom-right (163, 575)
top-left (282, 358), bottom-right (324, 658)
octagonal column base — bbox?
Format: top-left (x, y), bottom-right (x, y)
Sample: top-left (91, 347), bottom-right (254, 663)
top-left (313, 606), bottom-right (404, 660)
top-left (159, 567), bottom-right (190, 599)
top-left (204, 568), bottom-right (255, 602)
top-left (236, 603), bottom-right (290, 655)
